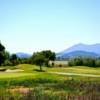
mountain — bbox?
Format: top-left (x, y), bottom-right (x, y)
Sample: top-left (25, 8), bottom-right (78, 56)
top-left (57, 43), bottom-right (100, 59)
top-left (57, 51), bottom-right (99, 59)
top-left (16, 52), bottom-right (32, 58)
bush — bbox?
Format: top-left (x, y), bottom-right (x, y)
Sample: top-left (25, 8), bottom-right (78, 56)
top-left (68, 57), bottom-right (83, 66)
top-left (3, 60), bottom-right (12, 66)
top-left (95, 59), bottom-right (100, 67)
top-left (82, 57), bottom-right (95, 67)
top-left (68, 57), bottom-right (98, 67)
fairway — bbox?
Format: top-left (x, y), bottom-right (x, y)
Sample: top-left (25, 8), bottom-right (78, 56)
top-left (0, 64), bottom-right (100, 84)
top-left (0, 72), bottom-right (34, 79)
top-left (0, 64), bottom-right (100, 80)
top-left (48, 66), bottom-right (100, 75)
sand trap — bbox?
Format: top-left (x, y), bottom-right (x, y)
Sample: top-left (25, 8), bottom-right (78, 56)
top-left (6, 69), bottom-right (24, 72)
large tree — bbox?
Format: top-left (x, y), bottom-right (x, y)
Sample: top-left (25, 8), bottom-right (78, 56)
top-left (0, 42), bottom-right (6, 66)
top-left (41, 50), bottom-right (56, 66)
top-left (31, 50), bottom-right (56, 70)
top-left (10, 54), bottom-right (18, 65)
top-left (31, 52), bottom-right (46, 71)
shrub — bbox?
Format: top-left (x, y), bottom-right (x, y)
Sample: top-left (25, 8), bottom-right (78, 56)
top-left (68, 57), bottom-right (83, 66)
top-left (3, 60), bottom-right (12, 66)
top-left (82, 57), bottom-right (95, 67)
top-left (68, 57), bottom-right (97, 67)
top-left (95, 59), bottom-right (100, 67)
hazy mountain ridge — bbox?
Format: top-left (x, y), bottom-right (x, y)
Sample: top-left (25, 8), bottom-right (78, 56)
top-left (57, 51), bottom-right (99, 59)
top-left (57, 43), bottom-right (100, 59)
top-left (16, 52), bottom-right (32, 58)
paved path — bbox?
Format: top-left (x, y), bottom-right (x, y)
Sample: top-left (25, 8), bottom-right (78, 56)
top-left (48, 72), bottom-right (100, 77)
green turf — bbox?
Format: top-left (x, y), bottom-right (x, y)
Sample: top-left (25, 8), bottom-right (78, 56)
top-left (0, 64), bottom-right (100, 81)
top-left (47, 66), bottom-right (100, 75)
top-left (0, 64), bottom-right (100, 99)
top-left (0, 72), bottom-right (35, 79)
top-left (0, 64), bottom-right (100, 77)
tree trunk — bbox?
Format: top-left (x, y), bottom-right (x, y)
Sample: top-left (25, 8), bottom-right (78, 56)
top-left (40, 65), bottom-right (42, 71)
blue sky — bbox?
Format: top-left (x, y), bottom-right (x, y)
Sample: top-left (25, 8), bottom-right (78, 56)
top-left (0, 0), bottom-right (100, 54)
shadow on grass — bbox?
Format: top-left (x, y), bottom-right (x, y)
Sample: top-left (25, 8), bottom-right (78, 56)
top-left (33, 69), bottom-right (46, 72)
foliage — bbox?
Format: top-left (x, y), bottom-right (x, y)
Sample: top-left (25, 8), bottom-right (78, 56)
top-left (0, 78), bottom-right (100, 100)
top-left (3, 59), bottom-right (12, 66)
top-left (31, 52), bottom-right (46, 70)
top-left (68, 57), bottom-right (100, 67)
top-left (31, 50), bottom-right (56, 70)
top-left (42, 50), bottom-right (55, 61)
top-left (10, 54), bottom-right (19, 66)
top-left (0, 42), bottom-right (6, 66)
top-left (68, 57), bottom-right (83, 66)
top-left (82, 57), bottom-right (95, 67)
top-left (41, 50), bottom-right (56, 67)
top-left (95, 59), bottom-right (100, 67)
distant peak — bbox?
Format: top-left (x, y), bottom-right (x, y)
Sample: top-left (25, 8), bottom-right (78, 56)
top-left (73, 43), bottom-right (86, 47)
top-left (58, 43), bottom-right (100, 55)
top-left (93, 43), bottom-right (100, 45)
top-left (78, 43), bottom-right (84, 45)
top-left (76, 43), bottom-right (85, 46)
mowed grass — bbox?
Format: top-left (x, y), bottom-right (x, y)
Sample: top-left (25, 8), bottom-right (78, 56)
top-left (0, 64), bottom-right (68, 80)
top-left (0, 64), bottom-right (100, 81)
top-left (0, 72), bottom-right (34, 79)
top-left (48, 66), bottom-right (100, 75)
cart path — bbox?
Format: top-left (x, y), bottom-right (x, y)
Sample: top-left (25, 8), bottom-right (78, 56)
top-left (48, 72), bottom-right (100, 77)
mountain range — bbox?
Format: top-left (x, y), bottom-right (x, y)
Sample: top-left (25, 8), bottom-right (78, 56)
top-left (57, 43), bottom-right (100, 59)
top-left (16, 43), bottom-right (100, 59)
top-left (16, 52), bottom-right (32, 58)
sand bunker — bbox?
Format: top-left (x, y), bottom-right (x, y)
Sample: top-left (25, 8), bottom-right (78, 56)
top-left (6, 69), bottom-right (24, 72)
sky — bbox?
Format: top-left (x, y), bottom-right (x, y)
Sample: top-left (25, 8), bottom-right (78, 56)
top-left (0, 0), bottom-right (100, 54)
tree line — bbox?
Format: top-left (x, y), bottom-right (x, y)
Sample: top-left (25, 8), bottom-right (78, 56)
top-left (68, 57), bottom-right (100, 67)
top-left (0, 42), bottom-right (55, 70)
top-left (0, 42), bottom-right (100, 69)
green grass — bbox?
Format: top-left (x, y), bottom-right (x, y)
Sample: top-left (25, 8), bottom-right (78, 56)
top-left (0, 72), bottom-right (34, 79)
top-left (47, 66), bottom-right (100, 75)
top-left (0, 64), bottom-right (100, 80)
top-left (0, 64), bottom-right (100, 99)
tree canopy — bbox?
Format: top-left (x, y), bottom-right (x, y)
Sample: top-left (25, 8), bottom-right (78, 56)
top-left (0, 42), bottom-right (6, 66)
top-left (31, 50), bottom-right (56, 70)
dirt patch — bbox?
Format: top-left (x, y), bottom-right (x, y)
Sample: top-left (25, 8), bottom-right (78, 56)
top-left (10, 87), bottom-right (33, 94)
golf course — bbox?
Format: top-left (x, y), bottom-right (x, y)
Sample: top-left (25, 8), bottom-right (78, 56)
top-left (0, 64), bottom-right (100, 99)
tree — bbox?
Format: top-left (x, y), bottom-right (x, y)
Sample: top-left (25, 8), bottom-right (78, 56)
top-left (41, 50), bottom-right (56, 67)
top-left (31, 50), bottom-right (56, 70)
top-left (83, 57), bottom-right (95, 67)
top-left (10, 54), bottom-right (18, 65)
top-left (0, 42), bottom-right (6, 66)
top-left (5, 51), bottom-right (10, 60)
top-left (0, 42), bottom-right (5, 51)
top-left (68, 57), bottom-right (83, 66)
top-left (95, 59), bottom-right (100, 67)
top-left (42, 50), bottom-right (55, 61)
top-left (31, 52), bottom-right (46, 71)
